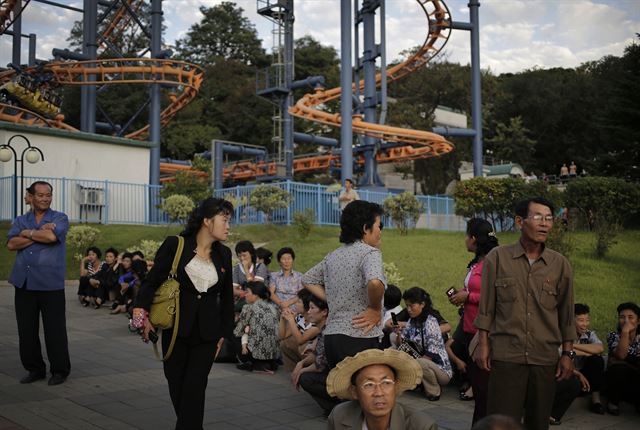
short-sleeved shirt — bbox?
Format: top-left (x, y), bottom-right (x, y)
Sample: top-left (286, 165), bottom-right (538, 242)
top-left (474, 240), bottom-right (575, 366)
top-left (7, 209), bottom-right (69, 291)
top-left (574, 330), bottom-right (602, 369)
top-left (303, 240), bottom-right (386, 338)
top-left (607, 331), bottom-right (640, 364)
top-left (339, 189), bottom-right (359, 210)
top-left (232, 262), bottom-right (269, 287)
top-left (270, 270), bottom-right (303, 310)
top-left (402, 315), bottom-right (453, 377)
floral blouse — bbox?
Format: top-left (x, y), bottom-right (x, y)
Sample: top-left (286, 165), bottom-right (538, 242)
top-left (402, 314), bottom-right (453, 377)
top-left (234, 299), bottom-right (280, 360)
top-left (607, 331), bottom-right (640, 366)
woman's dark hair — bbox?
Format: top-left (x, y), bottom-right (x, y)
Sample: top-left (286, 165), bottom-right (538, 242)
top-left (384, 284), bottom-right (402, 310)
top-left (297, 288), bottom-right (312, 310)
top-left (104, 247), bottom-right (118, 258)
top-left (256, 247), bottom-right (272, 266)
top-left (131, 250), bottom-right (145, 260)
top-left (86, 246), bottom-right (102, 259)
top-left (121, 252), bottom-right (134, 261)
top-left (339, 200), bottom-right (384, 244)
top-left (615, 302), bottom-right (640, 332)
top-left (235, 240), bottom-right (256, 264)
top-left (277, 246), bottom-right (295, 262)
top-left (402, 287), bottom-right (433, 324)
top-left (182, 197), bottom-right (234, 237)
top-left (575, 303), bottom-right (590, 316)
top-left (308, 294), bottom-right (328, 312)
top-left (514, 197), bottom-right (555, 219)
top-left (245, 281), bottom-right (270, 300)
top-left (466, 218), bottom-right (499, 268)
top-left (131, 259), bottom-right (147, 279)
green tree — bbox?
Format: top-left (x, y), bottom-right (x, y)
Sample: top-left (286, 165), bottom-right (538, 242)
top-left (161, 194), bottom-right (195, 223)
top-left (175, 2), bottom-right (268, 67)
top-left (485, 116), bottom-right (536, 169)
top-left (564, 177), bottom-right (640, 257)
top-left (249, 185), bottom-right (291, 223)
top-left (159, 170), bottom-right (211, 203)
top-left (383, 192), bottom-right (424, 235)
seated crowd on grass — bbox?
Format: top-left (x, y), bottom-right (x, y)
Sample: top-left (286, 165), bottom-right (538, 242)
top-left (77, 237), bottom-right (640, 424)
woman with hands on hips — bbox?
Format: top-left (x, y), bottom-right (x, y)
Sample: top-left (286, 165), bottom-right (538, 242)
top-left (132, 198), bottom-right (235, 430)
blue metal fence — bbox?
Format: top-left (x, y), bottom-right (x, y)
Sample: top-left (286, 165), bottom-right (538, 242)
top-left (1, 177), bottom-right (464, 230)
top-left (0, 175), bottom-right (166, 224)
top-left (214, 181), bottom-right (465, 231)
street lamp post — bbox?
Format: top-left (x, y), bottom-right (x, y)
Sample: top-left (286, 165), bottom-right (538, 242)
top-left (0, 134), bottom-right (45, 218)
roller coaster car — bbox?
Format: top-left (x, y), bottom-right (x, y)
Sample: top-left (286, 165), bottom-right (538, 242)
top-left (0, 73), bottom-right (62, 119)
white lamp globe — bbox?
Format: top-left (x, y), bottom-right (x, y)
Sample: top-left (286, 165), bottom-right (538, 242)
top-left (25, 149), bottom-right (40, 164)
top-left (0, 147), bottom-right (12, 162)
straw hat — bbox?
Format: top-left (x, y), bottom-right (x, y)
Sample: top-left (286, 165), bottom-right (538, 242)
top-left (326, 349), bottom-right (423, 399)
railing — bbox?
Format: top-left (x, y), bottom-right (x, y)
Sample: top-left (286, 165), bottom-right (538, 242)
top-left (0, 175), bottom-right (167, 224)
top-left (214, 181), bottom-right (465, 231)
top-left (1, 177), bottom-right (464, 231)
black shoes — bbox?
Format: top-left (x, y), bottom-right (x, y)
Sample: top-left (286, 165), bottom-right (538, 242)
top-left (589, 402), bottom-right (606, 415)
top-left (20, 371), bottom-right (45, 384)
top-left (426, 394), bottom-right (440, 401)
top-left (48, 374), bottom-right (67, 386)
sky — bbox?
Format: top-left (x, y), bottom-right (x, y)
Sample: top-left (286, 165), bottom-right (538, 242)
top-left (0, 0), bottom-right (638, 74)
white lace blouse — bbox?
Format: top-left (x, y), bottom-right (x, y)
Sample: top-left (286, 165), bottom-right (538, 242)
top-left (184, 256), bottom-right (218, 293)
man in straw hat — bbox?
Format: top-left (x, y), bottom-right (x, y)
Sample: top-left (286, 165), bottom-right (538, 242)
top-left (326, 349), bottom-right (438, 429)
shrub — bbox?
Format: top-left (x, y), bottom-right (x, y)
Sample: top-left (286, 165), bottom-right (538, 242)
top-left (383, 192), bottom-right (423, 235)
top-left (249, 185), bottom-right (291, 223)
top-left (159, 170), bottom-right (211, 203)
top-left (293, 208), bottom-right (315, 239)
top-left (565, 177), bottom-right (640, 257)
top-left (454, 177), bottom-right (563, 231)
top-left (66, 225), bottom-right (101, 261)
top-left (383, 262), bottom-right (404, 287)
top-left (546, 221), bottom-right (576, 258)
top-left (162, 194), bottom-right (195, 224)
top-left (127, 240), bottom-right (162, 261)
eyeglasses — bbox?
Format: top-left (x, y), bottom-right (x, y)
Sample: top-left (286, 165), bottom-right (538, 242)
top-left (526, 214), bottom-right (554, 223)
top-left (359, 378), bottom-right (396, 393)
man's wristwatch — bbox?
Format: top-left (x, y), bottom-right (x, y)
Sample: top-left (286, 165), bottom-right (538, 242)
top-left (561, 350), bottom-right (576, 359)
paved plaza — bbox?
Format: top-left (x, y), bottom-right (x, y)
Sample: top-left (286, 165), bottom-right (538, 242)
top-left (0, 283), bottom-right (637, 430)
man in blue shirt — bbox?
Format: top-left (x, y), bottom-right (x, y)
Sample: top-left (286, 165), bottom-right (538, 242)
top-left (7, 181), bottom-right (71, 386)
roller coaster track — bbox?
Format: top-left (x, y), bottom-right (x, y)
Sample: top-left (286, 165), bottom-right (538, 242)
top-left (0, 1), bottom-right (203, 140)
top-left (100, 0), bottom-right (143, 49)
top-left (0, 0), bottom-right (30, 35)
top-left (289, 0), bottom-right (454, 163)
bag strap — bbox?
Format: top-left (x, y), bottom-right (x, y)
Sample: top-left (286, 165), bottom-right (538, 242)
top-left (169, 236), bottom-right (184, 277)
top-left (152, 236), bottom-right (184, 362)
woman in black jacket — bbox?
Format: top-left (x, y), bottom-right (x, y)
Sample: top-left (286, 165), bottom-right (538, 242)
top-left (133, 197), bottom-right (234, 430)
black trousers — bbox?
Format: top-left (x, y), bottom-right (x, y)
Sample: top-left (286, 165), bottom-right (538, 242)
top-left (488, 361), bottom-right (556, 430)
top-left (579, 355), bottom-right (605, 392)
top-left (605, 363), bottom-right (640, 405)
top-left (162, 324), bottom-right (217, 430)
top-left (14, 287), bottom-right (71, 376)
top-left (324, 334), bottom-right (381, 370)
top-left (299, 371), bottom-right (340, 415)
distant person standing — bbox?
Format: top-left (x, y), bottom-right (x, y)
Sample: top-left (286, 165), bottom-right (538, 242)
top-left (6, 181), bottom-right (71, 386)
top-left (474, 197), bottom-right (575, 430)
top-left (338, 178), bottom-right (359, 211)
top-left (559, 164), bottom-right (569, 183)
top-left (569, 162), bottom-right (577, 178)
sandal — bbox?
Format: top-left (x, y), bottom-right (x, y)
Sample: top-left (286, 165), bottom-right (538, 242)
top-left (549, 417), bottom-right (562, 426)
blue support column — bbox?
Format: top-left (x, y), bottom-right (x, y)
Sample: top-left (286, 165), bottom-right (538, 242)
top-left (149, 0), bottom-right (162, 188)
top-left (283, 0), bottom-right (295, 179)
top-left (213, 140), bottom-right (223, 191)
top-left (11, 0), bottom-right (21, 65)
top-left (81, 0), bottom-right (97, 133)
top-left (340, 0), bottom-right (353, 182)
top-left (361, 0), bottom-right (378, 186)
top-left (469, 0), bottom-right (483, 177)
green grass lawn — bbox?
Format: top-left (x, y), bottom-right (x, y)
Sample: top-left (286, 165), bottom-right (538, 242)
top-left (1, 221), bottom-right (638, 345)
